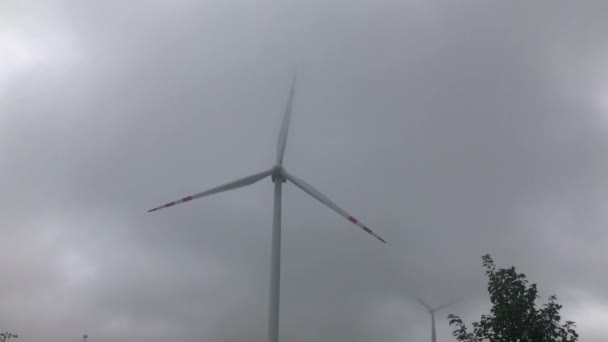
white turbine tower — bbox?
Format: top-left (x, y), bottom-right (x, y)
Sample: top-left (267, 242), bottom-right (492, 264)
top-left (415, 297), bottom-right (459, 342)
top-left (148, 74), bottom-right (386, 342)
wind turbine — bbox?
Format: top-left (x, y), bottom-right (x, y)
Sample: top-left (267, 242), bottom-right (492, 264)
top-left (147, 74), bottom-right (386, 342)
top-left (415, 297), bottom-right (459, 342)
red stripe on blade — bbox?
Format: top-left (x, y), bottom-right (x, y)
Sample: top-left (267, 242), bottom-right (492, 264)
top-left (164, 202), bottom-right (175, 208)
top-left (182, 196), bottom-right (193, 202)
top-left (362, 226), bottom-right (372, 234)
top-left (348, 216), bottom-right (358, 224)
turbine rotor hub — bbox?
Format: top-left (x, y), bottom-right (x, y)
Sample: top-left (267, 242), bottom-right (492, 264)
top-left (271, 165), bottom-right (286, 183)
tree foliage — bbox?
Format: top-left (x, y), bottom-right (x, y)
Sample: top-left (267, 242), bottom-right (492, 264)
top-left (0, 332), bottom-right (18, 342)
top-left (448, 255), bottom-right (578, 342)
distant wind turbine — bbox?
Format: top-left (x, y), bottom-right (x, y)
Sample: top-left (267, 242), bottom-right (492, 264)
top-left (148, 73), bottom-right (386, 342)
top-left (415, 297), bottom-right (460, 342)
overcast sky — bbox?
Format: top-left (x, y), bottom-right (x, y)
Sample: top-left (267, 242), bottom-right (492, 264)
top-left (2, 1), bottom-right (608, 341)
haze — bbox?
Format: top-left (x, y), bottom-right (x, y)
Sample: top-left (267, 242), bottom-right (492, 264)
top-left (1, 1), bottom-right (608, 341)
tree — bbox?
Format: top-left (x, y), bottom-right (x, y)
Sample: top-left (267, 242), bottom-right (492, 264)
top-left (0, 332), bottom-right (18, 342)
top-left (448, 255), bottom-right (578, 342)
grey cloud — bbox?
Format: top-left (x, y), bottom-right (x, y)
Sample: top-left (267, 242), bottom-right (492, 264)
top-left (2, 1), bottom-right (608, 341)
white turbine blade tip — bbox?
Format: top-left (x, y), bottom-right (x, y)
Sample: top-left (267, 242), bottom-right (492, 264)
top-left (276, 72), bottom-right (298, 164)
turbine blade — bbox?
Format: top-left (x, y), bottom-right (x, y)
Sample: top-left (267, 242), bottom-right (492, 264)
top-left (148, 169), bottom-right (272, 212)
top-left (276, 72), bottom-right (297, 165)
top-left (434, 298), bottom-right (461, 312)
top-left (414, 297), bottom-right (433, 311)
top-left (283, 170), bottom-right (386, 243)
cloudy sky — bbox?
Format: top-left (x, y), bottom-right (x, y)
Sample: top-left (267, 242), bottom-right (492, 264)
top-left (2, 1), bottom-right (608, 341)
